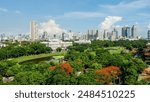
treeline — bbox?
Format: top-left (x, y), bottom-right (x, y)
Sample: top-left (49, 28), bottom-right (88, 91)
top-left (0, 42), bottom-right (52, 60)
top-left (70, 40), bottom-right (148, 52)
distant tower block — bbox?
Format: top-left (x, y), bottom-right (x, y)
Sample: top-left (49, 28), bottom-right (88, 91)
top-left (148, 30), bottom-right (150, 41)
top-left (131, 25), bottom-right (138, 39)
top-left (30, 21), bottom-right (38, 41)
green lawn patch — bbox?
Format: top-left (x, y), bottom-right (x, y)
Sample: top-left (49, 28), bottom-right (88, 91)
top-left (105, 47), bottom-right (125, 54)
top-left (11, 52), bottom-right (65, 64)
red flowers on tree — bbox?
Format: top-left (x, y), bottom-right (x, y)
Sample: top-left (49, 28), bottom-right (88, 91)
top-left (96, 66), bottom-right (121, 84)
top-left (50, 62), bottom-right (73, 76)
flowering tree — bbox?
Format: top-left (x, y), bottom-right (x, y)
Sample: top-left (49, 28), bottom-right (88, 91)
top-left (96, 66), bottom-right (121, 84)
top-left (50, 62), bottom-right (73, 76)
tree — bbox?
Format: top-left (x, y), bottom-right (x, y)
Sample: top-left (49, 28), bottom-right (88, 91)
top-left (96, 66), bottom-right (121, 84)
top-left (0, 75), bottom-right (3, 85)
top-left (0, 60), bottom-right (15, 76)
top-left (56, 47), bottom-right (62, 52)
top-left (13, 71), bottom-right (44, 85)
top-left (77, 70), bottom-right (99, 85)
top-left (121, 64), bottom-right (138, 85)
top-left (45, 66), bottom-right (70, 85)
top-left (6, 64), bottom-right (22, 76)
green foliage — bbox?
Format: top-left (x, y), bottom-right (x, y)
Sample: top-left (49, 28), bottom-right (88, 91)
top-left (77, 71), bottom-right (99, 85)
top-left (120, 59), bottom-right (147, 85)
top-left (0, 75), bottom-right (3, 85)
top-left (13, 71), bottom-right (44, 85)
top-left (56, 47), bottom-right (62, 52)
top-left (0, 40), bottom-right (149, 85)
top-left (0, 42), bottom-right (52, 60)
top-left (45, 66), bottom-right (70, 85)
top-left (0, 60), bottom-right (16, 76)
top-left (91, 63), bottom-right (102, 70)
top-left (135, 80), bottom-right (150, 85)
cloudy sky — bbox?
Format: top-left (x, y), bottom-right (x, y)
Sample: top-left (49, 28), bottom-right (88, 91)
top-left (0, 0), bottom-right (150, 37)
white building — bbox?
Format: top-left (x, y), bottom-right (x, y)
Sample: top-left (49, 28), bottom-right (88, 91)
top-left (41, 39), bottom-right (72, 50)
top-left (74, 40), bottom-right (91, 44)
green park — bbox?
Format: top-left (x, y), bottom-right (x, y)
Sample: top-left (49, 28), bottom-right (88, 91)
top-left (0, 40), bottom-right (150, 85)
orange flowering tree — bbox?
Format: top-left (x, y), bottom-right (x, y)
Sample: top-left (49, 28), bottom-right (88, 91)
top-left (96, 66), bottom-right (121, 84)
top-left (50, 62), bottom-right (73, 76)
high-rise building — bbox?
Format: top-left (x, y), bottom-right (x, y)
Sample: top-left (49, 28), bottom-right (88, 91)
top-left (131, 25), bottom-right (137, 39)
top-left (95, 30), bottom-right (99, 40)
top-left (148, 30), bottom-right (150, 40)
top-left (68, 30), bottom-right (74, 40)
top-left (122, 27), bottom-right (126, 37)
top-left (62, 32), bottom-right (65, 41)
top-left (87, 29), bottom-right (95, 40)
top-left (113, 28), bottom-right (118, 39)
top-left (111, 28), bottom-right (118, 41)
top-left (122, 27), bottom-right (130, 38)
top-left (30, 21), bottom-right (38, 41)
top-left (103, 30), bottom-right (107, 40)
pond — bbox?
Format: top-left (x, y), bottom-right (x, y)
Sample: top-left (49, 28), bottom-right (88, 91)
top-left (19, 56), bottom-right (52, 64)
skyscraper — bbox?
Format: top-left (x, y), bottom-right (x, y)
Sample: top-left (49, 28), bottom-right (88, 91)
top-left (148, 30), bottom-right (150, 40)
top-left (68, 30), bottom-right (74, 40)
top-left (103, 30), bottom-right (107, 40)
top-left (122, 27), bottom-right (130, 38)
top-left (131, 25), bottom-right (137, 39)
top-left (30, 21), bottom-right (38, 41)
top-left (122, 27), bottom-right (126, 37)
top-left (126, 27), bottom-right (131, 38)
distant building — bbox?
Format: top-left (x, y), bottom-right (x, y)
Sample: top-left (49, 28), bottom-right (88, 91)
top-left (111, 29), bottom-right (118, 41)
top-left (74, 40), bottom-right (91, 44)
top-left (122, 27), bottom-right (131, 38)
top-left (87, 29), bottom-right (99, 40)
top-left (68, 30), bottom-right (74, 40)
top-left (131, 25), bottom-right (138, 39)
top-left (0, 43), bottom-right (7, 48)
top-left (30, 21), bottom-right (38, 41)
top-left (41, 39), bottom-right (72, 51)
top-left (41, 31), bottom-right (48, 40)
top-left (148, 30), bottom-right (150, 40)
top-left (103, 30), bottom-right (108, 40)
top-left (94, 30), bottom-right (99, 40)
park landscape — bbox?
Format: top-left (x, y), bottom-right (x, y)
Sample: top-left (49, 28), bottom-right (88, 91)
top-left (0, 40), bottom-right (150, 85)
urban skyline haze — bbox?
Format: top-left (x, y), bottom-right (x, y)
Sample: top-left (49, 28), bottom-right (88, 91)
top-left (0, 0), bottom-right (150, 38)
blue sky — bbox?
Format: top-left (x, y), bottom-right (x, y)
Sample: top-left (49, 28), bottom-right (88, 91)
top-left (0, 0), bottom-right (150, 37)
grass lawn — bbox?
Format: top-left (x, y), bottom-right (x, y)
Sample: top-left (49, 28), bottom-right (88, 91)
top-left (53, 56), bottom-right (64, 59)
top-left (105, 47), bottom-right (125, 54)
top-left (11, 52), bottom-right (65, 63)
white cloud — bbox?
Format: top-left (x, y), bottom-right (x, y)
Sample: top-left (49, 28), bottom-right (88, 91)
top-left (0, 8), bottom-right (8, 12)
top-left (100, 16), bottom-right (122, 30)
top-left (63, 11), bottom-right (105, 18)
top-left (15, 10), bottom-right (21, 14)
top-left (39, 19), bottom-right (66, 35)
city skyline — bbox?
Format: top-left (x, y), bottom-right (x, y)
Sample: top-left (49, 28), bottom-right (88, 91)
top-left (0, 0), bottom-right (150, 38)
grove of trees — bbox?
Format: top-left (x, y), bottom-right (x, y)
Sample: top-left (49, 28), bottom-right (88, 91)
top-left (0, 42), bottom-right (52, 60)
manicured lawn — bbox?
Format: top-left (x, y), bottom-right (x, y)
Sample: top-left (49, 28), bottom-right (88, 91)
top-left (53, 56), bottom-right (64, 59)
top-left (11, 52), bottom-right (65, 63)
top-left (105, 47), bottom-right (125, 54)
